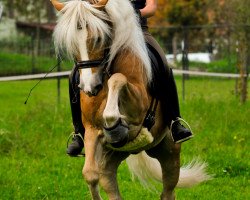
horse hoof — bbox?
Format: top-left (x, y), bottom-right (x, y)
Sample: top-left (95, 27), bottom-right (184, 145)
top-left (103, 119), bottom-right (129, 147)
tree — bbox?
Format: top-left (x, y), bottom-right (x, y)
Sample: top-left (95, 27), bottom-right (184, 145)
top-left (166, 0), bottom-right (209, 26)
top-left (1, 0), bottom-right (56, 22)
top-left (229, 0), bottom-right (250, 103)
top-left (165, 0), bottom-right (209, 50)
top-left (209, 0), bottom-right (249, 103)
top-left (149, 0), bottom-right (210, 57)
top-left (0, 2), bottom-right (3, 21)
top-left (149, 0), bottom-right (169, 26)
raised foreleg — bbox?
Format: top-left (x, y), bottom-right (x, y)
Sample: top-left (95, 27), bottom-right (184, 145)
top-left (103, 73), bottom-right (149, 138)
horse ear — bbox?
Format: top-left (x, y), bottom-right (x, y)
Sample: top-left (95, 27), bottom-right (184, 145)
top-left (93, 0), bottom-right (109, 10)
top-left (50, 0), bottom-right (65, 11)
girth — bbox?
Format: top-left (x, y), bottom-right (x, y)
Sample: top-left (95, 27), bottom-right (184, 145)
top-left (143, 98), bottom-right (158, 131)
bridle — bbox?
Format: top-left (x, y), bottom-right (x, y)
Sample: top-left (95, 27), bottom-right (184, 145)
top-left (74, 48), bottom-right (111, 76)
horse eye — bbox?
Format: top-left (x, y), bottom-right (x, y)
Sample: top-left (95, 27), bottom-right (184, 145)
top-left (97, 37), bottom-right (101, 43)
top-left (95, 37), bottom-right (102, 44)
top-left (77, 22), bottom-right (82, 30)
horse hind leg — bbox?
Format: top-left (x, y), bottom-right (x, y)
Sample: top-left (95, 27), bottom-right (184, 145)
top-left (146, 136), bottom-right (181, 200)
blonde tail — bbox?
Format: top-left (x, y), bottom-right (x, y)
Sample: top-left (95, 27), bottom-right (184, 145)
top-left (126, 151), bottom-right (212, 188)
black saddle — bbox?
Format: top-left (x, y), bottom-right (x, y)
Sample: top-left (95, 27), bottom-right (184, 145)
top-left (146, 43), bottom-right (169, 99)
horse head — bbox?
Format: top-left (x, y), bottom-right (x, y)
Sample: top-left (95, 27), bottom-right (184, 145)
top-left (52, 0), bottom-right (111, 96)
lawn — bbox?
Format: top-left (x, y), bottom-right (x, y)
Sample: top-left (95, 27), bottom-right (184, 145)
top-left (0, 52), bottom-right (73, 76)
top-left (0, 77), bottom-right (249, 199)
top-left (0, 51), bottom-right (238, 77)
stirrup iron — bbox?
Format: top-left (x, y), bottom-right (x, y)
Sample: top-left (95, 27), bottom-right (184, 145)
top-left (66, 132), bottom-right (85, 157)
top-left (170, 117), bottom-right (193, 143)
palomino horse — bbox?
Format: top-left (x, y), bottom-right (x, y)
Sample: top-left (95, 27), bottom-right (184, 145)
top-left (51, 0), bottom-right (211, 199)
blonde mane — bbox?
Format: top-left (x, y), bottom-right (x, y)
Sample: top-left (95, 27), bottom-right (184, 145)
top-left (53, 0), bottom-right (152, 81)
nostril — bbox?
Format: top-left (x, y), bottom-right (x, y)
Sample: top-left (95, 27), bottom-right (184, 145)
top-left (92, 84), bottom-right (103, 96)
top-left (86, 91), bottom-right (93, 97)
top-left (96, 84), bottom-right (103, 91)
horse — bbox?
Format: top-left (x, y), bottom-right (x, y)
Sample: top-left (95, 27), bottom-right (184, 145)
top-left (51, 0), bottom-right (211, 199)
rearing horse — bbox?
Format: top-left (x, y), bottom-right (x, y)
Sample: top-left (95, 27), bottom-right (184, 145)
top-left (51, 0), bottom-right (211, 199)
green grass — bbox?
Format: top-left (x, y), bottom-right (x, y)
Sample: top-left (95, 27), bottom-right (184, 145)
top-left (0, 52), bottom-right (73, 76)
top-left (0, 51), bottom-right (239, 77)
top-left (0, 77), bottom-right (249, 199)
top-left (175, 58), bottom-right (238, 73)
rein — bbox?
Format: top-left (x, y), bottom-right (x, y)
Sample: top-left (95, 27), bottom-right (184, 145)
top-left (24, 58), bottom-right (62, 104)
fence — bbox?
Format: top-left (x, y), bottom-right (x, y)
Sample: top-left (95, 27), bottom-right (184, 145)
top-left (0, 24), bottom-right (249, 102)
top-left (1, 69), bottom-right (247, 82)
top-left (1, 24), bottom-right (249, 75)
top-left (0, 69), bottom-right (248, 103)
top-left (150, 24), bottom-right (249, 102)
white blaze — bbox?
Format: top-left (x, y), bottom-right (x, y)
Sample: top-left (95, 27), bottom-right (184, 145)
top-left (77, 29), bottom-right (93, 92)
top-left (103, 78), bottom-right (123, 128)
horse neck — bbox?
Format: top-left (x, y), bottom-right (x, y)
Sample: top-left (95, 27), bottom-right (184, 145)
top-left (111, 49), bottom-right (148, 84)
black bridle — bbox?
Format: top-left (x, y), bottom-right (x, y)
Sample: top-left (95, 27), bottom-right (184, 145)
top-left (74, 48), bottom-right (110, 71)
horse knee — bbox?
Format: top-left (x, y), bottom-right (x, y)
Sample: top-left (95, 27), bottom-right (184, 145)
top-left (108, 73), bottom-right (127, 89)
top-left (82, 167), bottom-right (99, 186)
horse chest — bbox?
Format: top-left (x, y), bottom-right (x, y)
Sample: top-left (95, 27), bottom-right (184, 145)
top-left (80, 91), bottom-right (107, 127)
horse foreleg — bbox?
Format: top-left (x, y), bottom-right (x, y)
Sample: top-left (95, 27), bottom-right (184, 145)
top-left (88, 185), bottom-right (102, 200)
top-left (146, 136), bottom-right (181, 200)
top-left (99, 151), bottom-right (129, 200)
top-left (103, 73), bottom-right (148, 133)
top-left (82, 128), bottom-right (102, 200)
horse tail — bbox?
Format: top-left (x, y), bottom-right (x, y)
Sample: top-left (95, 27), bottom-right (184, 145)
top-left (126, 151), bottom-right (212, 188)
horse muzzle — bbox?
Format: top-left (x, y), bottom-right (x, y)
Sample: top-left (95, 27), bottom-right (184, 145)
top-left (103, 118), bottom-right (129, 148)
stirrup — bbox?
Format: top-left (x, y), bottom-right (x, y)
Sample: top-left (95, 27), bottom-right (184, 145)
top-left (170, 117), bottom-right (193, 143)
top-left (67, 132), bottom-right (85, 157)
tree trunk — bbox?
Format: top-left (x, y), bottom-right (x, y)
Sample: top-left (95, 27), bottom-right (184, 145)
top-left (46, 0), bottom-right (56, 22)
top-left (172, 34), bottom-right (178, 63)
top-left (7, 0), bottom-right (14, 18)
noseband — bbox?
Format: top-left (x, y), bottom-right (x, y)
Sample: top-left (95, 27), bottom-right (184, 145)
top-left (75, 48), bottom-right (110, 72)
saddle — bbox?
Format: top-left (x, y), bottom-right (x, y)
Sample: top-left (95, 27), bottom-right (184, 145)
top-left (141, 44), bottom-right (170, 131)
top-left (146, 43), bottom-right (169, 99)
